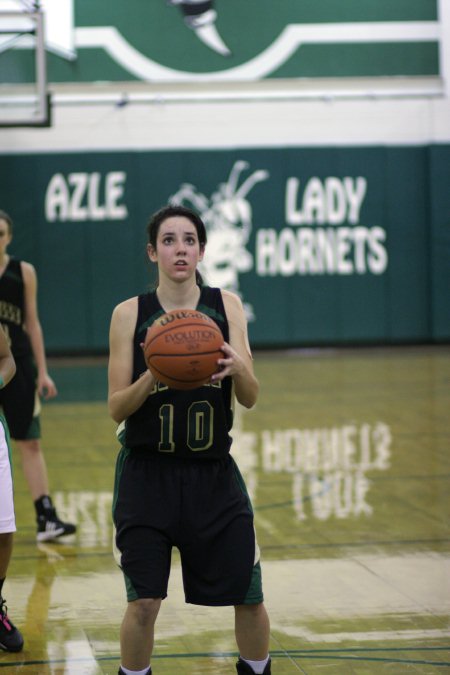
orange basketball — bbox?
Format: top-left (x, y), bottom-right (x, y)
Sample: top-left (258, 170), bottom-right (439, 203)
top-left (144, 309), bottom-right (224, 390)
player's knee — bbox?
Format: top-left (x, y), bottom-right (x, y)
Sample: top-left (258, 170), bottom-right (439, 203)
top-left (0, 532), bottom-right (13, 548)
top-left (18, 438), bottom-right (40, 454)
top-left (129, 597), bottom-right (161, 627)
top-left (234, 602), bottom-right (265, 618)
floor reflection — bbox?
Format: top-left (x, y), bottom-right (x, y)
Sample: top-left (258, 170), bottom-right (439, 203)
top-left (2, 346), bottom-right (449, 673)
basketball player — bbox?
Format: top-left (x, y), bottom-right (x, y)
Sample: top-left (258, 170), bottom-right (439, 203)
top-left (0, 210), bottom-right (76, 542)
top-left (109, 205), bottom-right (271, 675)
top-left (0, 324), bottom-right (24, 652)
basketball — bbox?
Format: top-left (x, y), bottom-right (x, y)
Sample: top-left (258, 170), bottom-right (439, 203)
top-left (144, 309), bottom-right (224, 389)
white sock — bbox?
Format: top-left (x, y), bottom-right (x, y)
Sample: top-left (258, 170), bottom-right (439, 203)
top-left (240, 655), bottom-right (270, 674)
top-left (119, 667), bottom-right (151, 675)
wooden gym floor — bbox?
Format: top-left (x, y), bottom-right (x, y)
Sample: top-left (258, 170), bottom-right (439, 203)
top-left (2, 345), bottom-right (449, 674)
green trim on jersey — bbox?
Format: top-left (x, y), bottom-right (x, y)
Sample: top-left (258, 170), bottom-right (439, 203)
top-left (196, 303), bottom-right (225, 325)
top-left (24, 415), bottom-right (41, 440)
top-left (124, 571), bottom-right (139, 602)
top-left (232, 458), bottom-right (254, 515)
top-left (231, 457), bottom-right (264, 605)
top-left (112, 445), bottom-right (130, 516)
top-left (137, 307), bottom-right (166, 336)
top-left (112, 445), bottom-right (140, 600)
top-left (136, 289), bottom-right (226, 335)
top-left (0, 414), bottom-right (13, 477)
top-left (244, 560), bottom-right (264, 605)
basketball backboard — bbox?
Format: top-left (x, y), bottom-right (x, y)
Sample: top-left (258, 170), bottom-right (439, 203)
top-left (0, 2), bottom-right (50, 127)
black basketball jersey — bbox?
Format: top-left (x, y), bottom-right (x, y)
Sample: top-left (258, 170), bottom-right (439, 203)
top-left (0, 258), bottom-right (31, 358)
top-left (124, 286), bottom-right (234, 460)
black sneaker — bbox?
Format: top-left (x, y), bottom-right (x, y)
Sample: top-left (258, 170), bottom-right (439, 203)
top-left (36, 510), bottom-right (76, 542)
top-left (236, 657), bottom-right (271, 674)
top-left (0, 598), bottom-right (24, 652)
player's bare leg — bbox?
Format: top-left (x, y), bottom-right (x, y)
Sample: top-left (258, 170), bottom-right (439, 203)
top-left (0, 534), bottom-right (13, 579)
top-left (120, 598), bottom-right (161, 671)
top-left (234, 602), bottom-right (271, 673)
top-left (16, 439), bottom-right (76, 541)
top-left (16, 439), bottom-right (48, 499)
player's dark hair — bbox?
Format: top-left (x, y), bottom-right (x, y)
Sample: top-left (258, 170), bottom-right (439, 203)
top-left (0, 210), bottom-right (13, 234)
top-left (147, 205), bottom-right (207, 286)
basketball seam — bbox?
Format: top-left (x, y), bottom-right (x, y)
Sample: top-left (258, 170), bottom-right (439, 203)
top-left (148, 350), bottom-right (222, 359)
top-left (149, 362), bottom-right (216, 385)
top-left (145, 322), bottom-right (222, 349)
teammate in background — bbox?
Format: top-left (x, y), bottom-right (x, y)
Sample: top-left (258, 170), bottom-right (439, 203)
top-left (0, 324), bottom-right (24, 652)
top-left (108, 205), bottom-right (271, 675)
top-left (0, 210), bottom-right (76, 543)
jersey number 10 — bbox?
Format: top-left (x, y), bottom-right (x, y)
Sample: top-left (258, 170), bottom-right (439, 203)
top-left (159, 401), bottom-right (214, 453)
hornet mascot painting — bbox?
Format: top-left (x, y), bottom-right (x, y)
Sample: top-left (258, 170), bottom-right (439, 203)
top-left (167, 0), bottom-right (231, 56)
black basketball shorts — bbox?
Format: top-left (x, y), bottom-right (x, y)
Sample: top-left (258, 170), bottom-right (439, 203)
top-left (112, 449), bottom-right (264, 606)
top-left (0, 355), bottom-right (39, 440)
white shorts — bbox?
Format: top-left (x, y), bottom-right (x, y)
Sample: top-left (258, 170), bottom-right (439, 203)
top-left (0, 417), bottom-right (16, 534)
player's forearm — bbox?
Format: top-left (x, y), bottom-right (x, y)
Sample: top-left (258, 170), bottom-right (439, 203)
top-left (233, 369), bottom-right (259, 409)
top-left (27, 321), bottom-right (49, 377)
top-left (108, 369), bottom-right (156, 423)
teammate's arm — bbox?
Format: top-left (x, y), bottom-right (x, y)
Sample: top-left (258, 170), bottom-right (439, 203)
top-left (22, 261), bottom-right (57, 399)
top-left (108, 298), bottom-right (156, 424)
top-left (213, 290), bottom-right (259, 409)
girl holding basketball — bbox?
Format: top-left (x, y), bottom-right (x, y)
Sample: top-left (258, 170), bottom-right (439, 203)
top-left (108, 205), bottom-right (271, 675)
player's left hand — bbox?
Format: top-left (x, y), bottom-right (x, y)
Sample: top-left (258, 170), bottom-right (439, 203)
top-left (211, 342), bottom-right (244, 383)
top-left (38, 373), bottom-right (58, 400)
